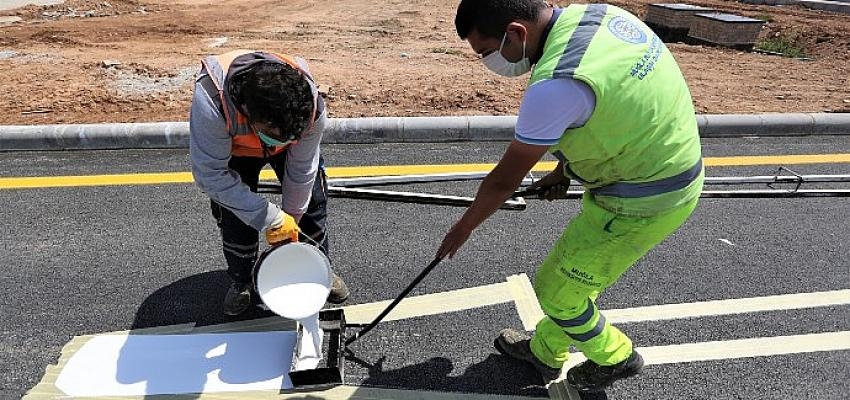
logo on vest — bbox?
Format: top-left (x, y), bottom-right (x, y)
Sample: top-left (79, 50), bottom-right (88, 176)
top-left (607, 16), bottom-right (647, 44)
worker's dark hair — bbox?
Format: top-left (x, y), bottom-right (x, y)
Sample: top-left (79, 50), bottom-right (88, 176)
top-left (237, 61), bottom-right (314, 139)
top-left (455, 0), bottom-right (548, 39)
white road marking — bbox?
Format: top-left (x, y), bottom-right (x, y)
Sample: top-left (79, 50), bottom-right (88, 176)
top-left (339, 281), bottom-right (514, 325)
top-left (553, 330), bottom-right (850, 375)
top-left (604, 289), bottom-right (850, 324)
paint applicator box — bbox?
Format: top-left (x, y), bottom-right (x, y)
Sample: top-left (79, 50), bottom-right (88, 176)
top-left (288, 309), bottom-right (346, 387)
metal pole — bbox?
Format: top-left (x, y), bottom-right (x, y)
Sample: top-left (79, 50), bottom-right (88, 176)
top-left (328, 186), bottom-right (527, 210)
top-left (328, 173), bottom-right (850, 188)
top-left (345, 257), bottom-right (444, 346)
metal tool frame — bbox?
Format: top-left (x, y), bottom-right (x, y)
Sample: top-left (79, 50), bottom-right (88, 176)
top-left (288, 309), bottom-right (346, 388)
top-left (258, 167), bottom-right (850, 207)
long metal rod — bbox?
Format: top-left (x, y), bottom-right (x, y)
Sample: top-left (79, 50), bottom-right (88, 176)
top-left (345, 257), bottom-right (444, 346)
top-left (700, 189), bottom-right (850, 198)
top-left (511, 189), bottom-right (850, 199)
top-left (259, 172), bottom-right (850, 204)
top-left (706, 174), bottom-right (850, 184)
top-left (328, 173), bottom-right (850, 188)
top-left (328, 172), bottom-right (491, 188)
top-left (328, 186), bottom-right (527, 210)
top-left (512, 189), bottom-right (850, 199)
top-left (257, 183), bottom-right (527, 209)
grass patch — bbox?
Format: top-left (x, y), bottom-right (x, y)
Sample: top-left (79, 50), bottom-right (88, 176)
top-left (756, 35), bottom-right (806, 58)
top-left (755, 13), bottom-right (774, 22)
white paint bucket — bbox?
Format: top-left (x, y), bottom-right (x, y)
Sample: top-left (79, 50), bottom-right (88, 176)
top-left (253, 242), bottom-right (332, 320)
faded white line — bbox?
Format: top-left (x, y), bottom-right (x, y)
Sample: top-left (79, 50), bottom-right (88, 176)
top-left (604, 289), bottom-right (850, 324)
top-left (506, 274), bottom-right (545, 331)
top-left (556, 330), bottom-right (850, 372)
top-left (506, 274), bottom-right (850, 327)
top-left (340, 281), bottom-right (514, 325)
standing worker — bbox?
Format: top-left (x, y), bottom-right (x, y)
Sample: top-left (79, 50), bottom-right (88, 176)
top-left (438, 0), bottom-right (704, 392)
top-left (190, 49), bottom-right (349, 316)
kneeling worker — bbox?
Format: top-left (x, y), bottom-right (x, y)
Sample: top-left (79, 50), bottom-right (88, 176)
top-left (190, 49), bottom-right (349, 316)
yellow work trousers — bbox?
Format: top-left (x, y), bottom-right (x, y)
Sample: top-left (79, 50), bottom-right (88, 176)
top-left (530, 193), bottom-right (699, 367)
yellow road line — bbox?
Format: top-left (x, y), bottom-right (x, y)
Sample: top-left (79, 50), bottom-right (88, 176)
top-left (1, 153), bottom-right (849, 190)
top-left (704, 153), bottom-right (850, 167)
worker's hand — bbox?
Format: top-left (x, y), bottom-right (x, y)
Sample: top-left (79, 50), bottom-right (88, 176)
top-left (436, 221), bottom-right (473, 260)
top-left (265, 210), bottom-right (300, 246)
top-left (527, 170), bottom-right (571, 201)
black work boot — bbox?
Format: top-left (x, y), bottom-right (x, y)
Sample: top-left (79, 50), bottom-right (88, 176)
top-left (494, 328), bottom-right (562, 384)
top-left (567, 350), bottom-right (644, 392)
top-left (223, 281), bottom-right (252, 316)
top-left (326, 272), bottom-right (349, 304)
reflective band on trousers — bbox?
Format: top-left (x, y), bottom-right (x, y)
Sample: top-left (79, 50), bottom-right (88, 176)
top-left (591, 159), bottom-right (703, 198)
top-left (550, 298), bottom-right (607, 342)
top-left (223, 240), bottom-right (258, 259)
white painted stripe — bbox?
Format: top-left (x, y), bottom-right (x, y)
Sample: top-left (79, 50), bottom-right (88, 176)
top-left (547, 380), bottom-right (584, 400)
top-left (506, 274), bottom-right (545, 331)
top-left (550, 331), bottom-right (850, 387)
top-left (339, 282), bottom-right (514, 325)
top-left (604, 289), bottom-right (850, 324)
top-left (560, 331), bottom-right (850, 369)
top-left (638, 331), bottom-right (850, 365)
top-left (503, 273), bottom-right (850, 327)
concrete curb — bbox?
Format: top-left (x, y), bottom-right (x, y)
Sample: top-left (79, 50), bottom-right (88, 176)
top-left (0, 113), bottom-right (848, 151)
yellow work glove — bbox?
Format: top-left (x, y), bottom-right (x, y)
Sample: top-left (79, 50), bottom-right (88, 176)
top-left (265, 210), bottom-right (300, 246)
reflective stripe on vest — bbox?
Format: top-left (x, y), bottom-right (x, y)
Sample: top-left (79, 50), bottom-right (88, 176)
top-left (552, 4), bottom-right (608, 80)
top-left (590, 159), bottom-right (703, 198)
top-left (531, 5), bottom-right (703, 208)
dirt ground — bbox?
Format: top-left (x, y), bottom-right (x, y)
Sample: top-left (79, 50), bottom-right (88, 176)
top-left (0, 0), bottom-right (848, 125)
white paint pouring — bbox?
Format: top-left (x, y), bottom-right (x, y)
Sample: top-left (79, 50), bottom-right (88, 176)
top-left (254, 242), bottom-right (332, 371)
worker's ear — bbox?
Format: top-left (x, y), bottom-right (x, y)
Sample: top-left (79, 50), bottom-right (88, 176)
top-left (504, 22), bottom-right (528, 44)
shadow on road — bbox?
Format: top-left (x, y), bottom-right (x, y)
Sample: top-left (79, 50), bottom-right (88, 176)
top-left (346, 350), bottom-right (549, 397)
top-left (129, 270), bottom-right (275, 330)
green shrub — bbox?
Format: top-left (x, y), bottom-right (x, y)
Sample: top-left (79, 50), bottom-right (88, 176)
top-left (756, 34), bottom-right (806, 58)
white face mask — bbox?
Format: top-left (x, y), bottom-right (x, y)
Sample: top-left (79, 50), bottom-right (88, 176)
top-left (482, 32), bottom-right (531, 77)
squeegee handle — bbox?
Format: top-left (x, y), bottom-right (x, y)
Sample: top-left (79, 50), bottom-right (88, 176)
top-left (345, 256), bottom-right (443, 346)
top-left (512, 187), bottom-right (545, 199)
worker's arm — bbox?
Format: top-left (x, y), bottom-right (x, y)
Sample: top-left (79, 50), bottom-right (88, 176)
top-left (436, 140), bottom-right (549, 259)
top-left (281, 58), bottom-right (326, 222)
top-left (281, 107), bottom-right (326, 221)
top-left (189, 73), bottom-right (279, 232)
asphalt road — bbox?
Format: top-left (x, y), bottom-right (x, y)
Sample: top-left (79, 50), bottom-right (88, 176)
top-left (1, 135), bottom-right (849, 399)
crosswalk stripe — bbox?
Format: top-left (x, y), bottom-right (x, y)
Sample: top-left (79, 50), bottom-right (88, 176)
top-left (340, 281), bottom-right (514, 325)
top-left (505, 274), bottom-right (850, 327)
top-left (605, 289), bottom-right (850, 323)
top-left (546, 330), bottom-right (850, 397)
top-left (554, 330), bottom-right (850, 372)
